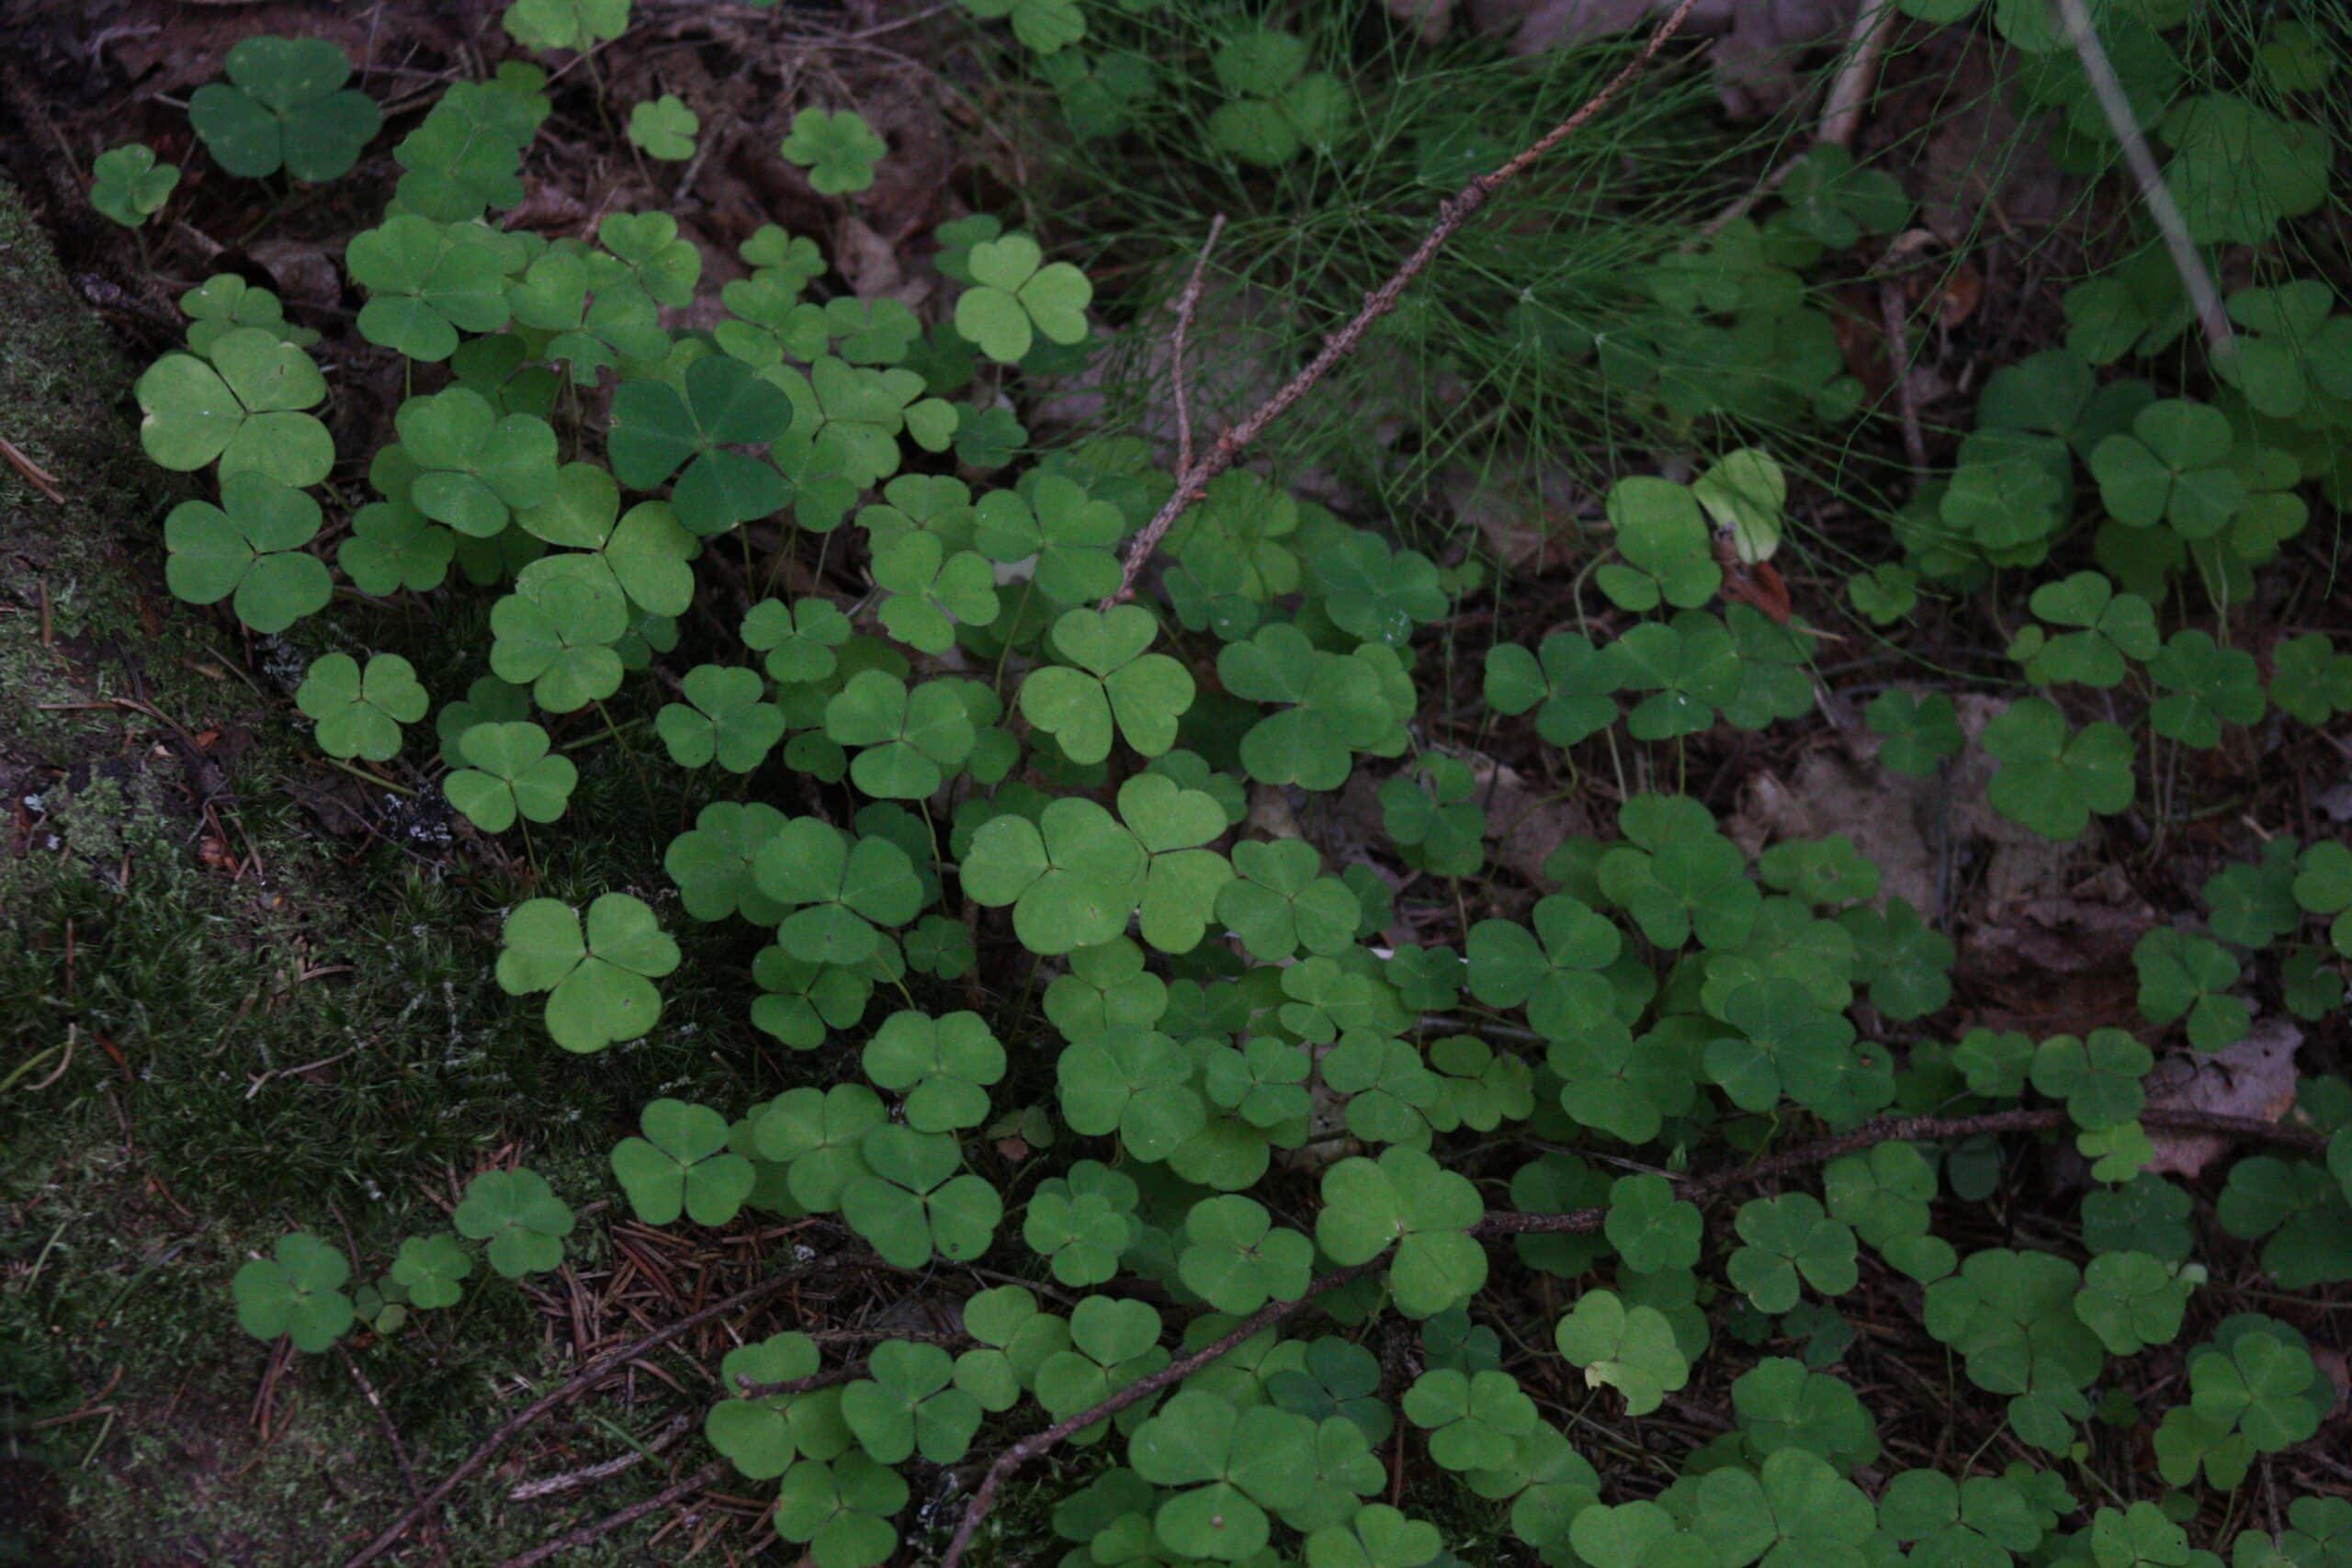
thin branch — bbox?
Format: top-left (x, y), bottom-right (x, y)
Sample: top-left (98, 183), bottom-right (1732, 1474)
top-left (938, 1103), bottom-right (2318, 1564)
top-left (1692, 0), bottom-right (1896, 245)
top-left (937, 1260), bottom-right (1385, 1567)
top-left (1880, 279), bottom-right (1930, 480)
top-left (1169, 214), bottom-right (1227, 479)
top-left (506, 1411), bottom-right (695, 1504)
top-left (1098, 0), bottom-right (1707, 611)
top-left (494, 1459), bottom-right (728, 1568)
top-left (2051, 0), bottom-right (2233, 358)
top-left (1817, 0), bottom-right (1899, 151)
top-left (341, 1269), bottom-right (807, 1568)
top-left (339, 1346), bottom-right (451, 1568)
top-left (729, 1362), bottom-right (870, 1400)
top-left (1476, 1106), bottom-right (2324, 1235)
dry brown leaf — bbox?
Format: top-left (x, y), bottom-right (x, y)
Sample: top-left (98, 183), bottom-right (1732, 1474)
top-left (1441, 460), bottom-right (1595, 573)
top-left (248, 240), bottom-right (342, 314)
top-left (1714, 535), bottom-right (1792, 624)
top-left (1470, 0), bottom-right (1654, 55)
top-left (2144, 1019), bottom-right (2302, 1178)
top-left (1906, 34), bottom-right (2077, 242)
top-left (1464, 0), bottom-right (1856, 118)
top-left (1730, 694), bottom-right (2154, 1034)
top-left (1730, 750), bottom-right (1939, 916)
top-left (834, 216), bottom-right (903, 299)
top-left (1472, 755), bottom-right (1592, 886)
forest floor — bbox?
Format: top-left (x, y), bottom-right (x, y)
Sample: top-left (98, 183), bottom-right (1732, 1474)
top-left (2, 0), bottom-right (2347, 1564)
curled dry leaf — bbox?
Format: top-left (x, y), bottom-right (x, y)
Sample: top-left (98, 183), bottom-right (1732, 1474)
top-left (1471, 754), bottom-right (1591, 886)
top-left (250, 240), bottom-right (343, 314)
top-left (1442, 459), bottom-right (1594, 573)
top-left (2144, 1018), bottom-right (2302, 1177)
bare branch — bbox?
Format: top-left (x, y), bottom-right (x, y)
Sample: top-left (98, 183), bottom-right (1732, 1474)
top-left (1817, 0), bottom-right (1900, 150)
top-left (938, 1261), bottom-right (1384, 1567)
top-left (937, 1103), bottom-right (2320, 1563)
top-left (1880, 280), bottom-right (1930, 479)
top-left (494, 1460), bottom-right (728, 1568)
top-left (1170, 214), bottom-right (1228, 479)
top-left (342, 1267), bottom-right (808, 1568)
top-left (2051, 0), bottom-right (2233, 358)
top-left (340, 1346), bottom-right (451, 1568)
top-left (1100, 0), bottom-right (1708, 611)
top-left (506, 1412), bottom-right (695, 1504)
top-left (1693, 0), bottom-right (1896, 244)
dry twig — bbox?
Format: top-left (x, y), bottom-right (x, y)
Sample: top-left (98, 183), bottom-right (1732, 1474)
top-left (1099, 0), bottom-right (1708, 611)
top-left (505, 1411), bottom-right (695, 1504)
top-left (2051, 0), bottom-right (2232, 357)
top-left (0, 434), bottom-right (66, 505)
top-left (1169, 214), bottom-right (1227, 478)
top-left (1879, 280), bottom-right (1930, 479)
top-left (342, 1268), bottom-right (807, 1568)
top-left (1816, 0), bottom-right (1900, 151)
top-left (495, 1460), bottom-right (728, 1568)
top-left (339, 1346), bottom-right (451, 1568)
top-left (936, 1103), bottom-right (2322, 1564)
top-left (938, 1261), bottom-right (1386, 1567)
top-left (1690, 0), bottom-right (1899, 244)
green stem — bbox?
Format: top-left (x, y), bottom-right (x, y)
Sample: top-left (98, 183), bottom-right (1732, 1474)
top-left (580, 49), bottom-right (617, 140)
top-left (991, 578), bottom-right (1037, 695)
top-left (0, 1042), bottom-right (65, 1095)
top-left (763, 521), bottom-right (802, 597)
top-left (323, 755), bottom-right (420, 797)
top-left (560, 715), bottom-right (651, 751)
top-left (592, 696), bottom-right (658, 814)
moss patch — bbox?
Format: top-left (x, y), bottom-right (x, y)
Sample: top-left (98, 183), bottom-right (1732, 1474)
top-left (0, 176), bottom-right (733, 1567)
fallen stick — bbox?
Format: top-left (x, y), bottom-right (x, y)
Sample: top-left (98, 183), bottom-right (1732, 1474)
top-left (935, 1103), bottom-right (2323, 1564)
top-left (341, 1269), bottom-right (805, 1568)
top-left (1100, 0), bottom-right (1709, 611)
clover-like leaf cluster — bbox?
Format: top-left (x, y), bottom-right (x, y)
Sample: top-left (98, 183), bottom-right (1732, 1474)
top-left (178, 9), bottom-right (2352, 1566)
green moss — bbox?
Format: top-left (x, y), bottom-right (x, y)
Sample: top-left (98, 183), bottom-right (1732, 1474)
top-left (0, 175), bottom-right (740, 1568)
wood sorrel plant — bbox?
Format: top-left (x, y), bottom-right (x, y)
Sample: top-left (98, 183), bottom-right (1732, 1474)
top-left (93, 0), bottom-right (2352, 1562)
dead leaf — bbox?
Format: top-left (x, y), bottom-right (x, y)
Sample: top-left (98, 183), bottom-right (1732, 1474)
top-left (834, 216), bottom-right (902, 299)
top-left (1469, 0), bottom-right (1653, 54)
top-left (1246, 785), bottom-right (1305, 843)
top-left (1473, 756), bottom-right (1590, 886)
top-left (1713, 535), bottom-right (1792, 623)
top-left (1465, 0), bottom-right (1858, 119)
top-left (1710, 0), bottom-right (1860, 121)
top-left (2315, 1348), bottom-right (2351, 1408)
top-left (1905, 33), bottom-right (2077, 242)
top-left (1731, 694), bottom-right (2143, 1032)
top-left (1730, 751), bottom-right (1940, 918)
top-left (248, 240), bottom-right (341, 313)
top-left (2145, 1019), bottom-right (2302, 1178)
top-left (1441, 459), bottom-right (1595, 573)
top-left (1928, 263), bottom-right (1984, 327)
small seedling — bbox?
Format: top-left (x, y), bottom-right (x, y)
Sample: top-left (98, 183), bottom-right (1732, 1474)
top-left (779, 107), bottom-right (888, 196)
top-left (628, 94), bottom-right (698, 160)
top-left (89, 142), bottom-right (178, 227)
top-left (295, 652), bottom-right (428, 761)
